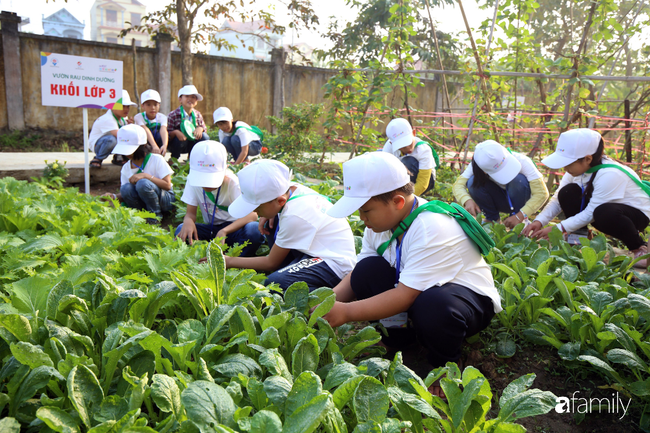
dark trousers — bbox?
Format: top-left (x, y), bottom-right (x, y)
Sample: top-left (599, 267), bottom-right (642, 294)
top-left (467, 173), bottom-right (531, 221)
top-left (222, 135), bottom-right (262, 162)
top-left (558, 183), bottom-right (649, 250)
top-left (401, 156), bottom-right (435, 194)
top-left (174, 220), bottom-right (263, 257)
top-left (263, 215), bottom-right (341, 292)
top-left (168, 132), bottom-right (209, 159)
top-left (350, 256), bottom-right (495, 368)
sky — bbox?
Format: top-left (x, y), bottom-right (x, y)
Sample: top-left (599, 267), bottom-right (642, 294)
top-left (0, 0), bottom-right (489, 50)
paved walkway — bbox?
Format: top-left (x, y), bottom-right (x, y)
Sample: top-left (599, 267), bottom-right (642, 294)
top-left (0, 152), bottom-right (352, 185)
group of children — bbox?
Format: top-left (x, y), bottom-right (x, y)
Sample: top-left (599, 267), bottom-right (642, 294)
top-left (92, 88), bottom-right (650, 387)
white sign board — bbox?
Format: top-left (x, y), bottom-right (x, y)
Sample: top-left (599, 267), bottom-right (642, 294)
top-left (40, 52), bottom-right (123, 109)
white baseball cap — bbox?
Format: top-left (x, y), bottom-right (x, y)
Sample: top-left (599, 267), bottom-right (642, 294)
top-left (386, 118), bottom-right (414, 151)
top-left (178, 84), bottom-right (204, 101)
top-left (186, 141), bottom-right (228, 188)
top-left (112, 124), bottom-right (147, 155)
top-left (473, 140), bottom-right (522, 185)
top-left (228, 160), bottom-right (291, 218)
top-left (140, 89), bottom-right (161, 104)
top-left (213, 107), bottom-right (233, 124)
top-left (122, 89), bottom-right (137, 106)
top-left (327, 152), bottom-right (410, 218)
top-left (542, 129), bottom-right (602, 169)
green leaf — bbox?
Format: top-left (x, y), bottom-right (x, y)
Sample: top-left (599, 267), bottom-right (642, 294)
top-left (561, 264), bottom-right (579, 282)
top-left (558, 342), bottom-right (581, 361)
top-left (0, 314), bottom-right (32, 342)
top-left (292, 334), bottom-right (320, 378)
top-left (0, 417), bottom-right (20, 432)
top-left (8, 275), bottom-right (51, 317)
top-left (207, 240), bottom-right (226, 302)
top-left (177, 319), bottom-right (205, 343)
top-left (285, 371), bottom-right (323, 418)
top-left (581, 247), bottom-right (597, 272)
top-left (151, 374), bottom-right (182, 418)
top-left (95, 395), bottom-right (129, 423)
top-left (324, 362), bottom-right (360, 390)
top-left (213, 353), bottom-right (262, 379)
top-left (332, 375), bottom-right (364, 410)
top-left (181, 380), bottom-right (236, 429)
top-left (264, 375), bottom-right (292, 409)
top-left (261, 311), bottom-right (291, 331)
top-left (283, 393), bottom-right (330, 433)
top-left (498, 389), bottom-right (557, 422)
top-left (68, 365), bottom-right (104, 429)
top-left (441, 376), bottom-right (484, 429)
top-left (495, 336), bottom-right (516, 358)
top-left (607, 349), bottom-right (649, 371)
top-left (259, 326), bottom-right (281, 349)
top-left (250, 410), bottom-right (282, 433)
top-left (12, 366), bottom-right (64, 417)
top-left (247, 377), bottom-right (268, 411)
top-left (10, 341), bottom-right (53, 368)
top-left (36, 406), bottom-right (80, 433)
top-left (47, 280), bottom-right (74, 321)
top-left (284, 282), bottom-right (310, 315)
top-left (259, 348), bottom-right (293, 382)
top-left (308, 291), bottom-right (336, 328)
top-left (353, 376), bottom-right (389, 424)
top-left (529, 248), bottom-right (550, 270)
top-left (492, 264), bottom-right (521, 288)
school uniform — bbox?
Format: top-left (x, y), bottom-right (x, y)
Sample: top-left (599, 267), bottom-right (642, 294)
top-left (167, 107), bottom-right (209, 159)
top-left (265, 184), bottom-right (357, 291)
top-left (89, 110), bottom-right (124, 161)
top-left (120, 153), bottom-right (175, 219)
top-left (134, 112), bottom-right (168, 148)
top-left (535, 156), bottom-right (650, 250)
top-left (350, 196), bottom-right (501, 367)
top-left (453, 149), bottom-right (548, 221)
top-left (383, 138), bottom-right (436, 195)
top-left (175, 172), bottom-right (264, 257)
top-left (219, 121), bottom-right (263, 161)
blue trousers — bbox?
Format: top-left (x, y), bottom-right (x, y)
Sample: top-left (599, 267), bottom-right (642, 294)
top-left (222, 135), bottom-right (262, 161)
top-left (262, 215), bottom-right (341, 292)
top-left (94, 135), bottom-right (117, 161)
top-left (174, 220), bottom-right (263, 257)
top-left (401, 155), bottom-right (435, 194)
top-left (467, 173), bottom-right (531, 221)
top-left (169, 133), bottom-right (209, 159)
top-left (350, 256), bottom-right (495, 368)
top-left (121, 179), bottom-right (175, 219)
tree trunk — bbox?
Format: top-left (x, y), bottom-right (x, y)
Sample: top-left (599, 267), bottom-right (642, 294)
top-left (176, 0), bottom-right (192, 85)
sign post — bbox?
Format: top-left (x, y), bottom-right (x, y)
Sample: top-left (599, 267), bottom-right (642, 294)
top-left (40, 52), bottom-right (123, 194)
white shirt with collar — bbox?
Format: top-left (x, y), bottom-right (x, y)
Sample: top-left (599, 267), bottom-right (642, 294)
top-left (180, 172), bottom-right (241, 224)
top-left (218, 121), bottom-right (260, 148)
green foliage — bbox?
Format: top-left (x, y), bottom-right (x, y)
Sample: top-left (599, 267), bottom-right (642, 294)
top-left (265, 103), bottom-right (325, 163)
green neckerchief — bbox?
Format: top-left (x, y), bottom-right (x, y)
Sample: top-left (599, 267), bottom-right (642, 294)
top-left (143, 113), bottom-right (161, 130)
top-left (133, 153), bottom-right (152, 174)
top-left (586, 163), bottom-right (650, 197)
top-left (180, 106), bottom-right (196, 127)
top-left (112, 112), bottom-right (126, 128)
top-left (376, 200), bottom-right (494, 257)
top-left (204, 189), bottom-right (229, 211)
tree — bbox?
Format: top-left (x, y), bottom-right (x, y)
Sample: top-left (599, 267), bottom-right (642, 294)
top-left (121, 0), bottom-right (319, 85)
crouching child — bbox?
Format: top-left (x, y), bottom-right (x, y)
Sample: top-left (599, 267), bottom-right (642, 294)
top-left (226, 160), bottom-right (357, 291)
top-left (324, 152), bottom-right (502, 384)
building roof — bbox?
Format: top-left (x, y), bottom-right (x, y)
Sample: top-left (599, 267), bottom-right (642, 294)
top-left (43, 8), bottom-right (84, 26)
top-left (221, 20), bottom-right (270, 34)
top-left (94, 0), bottom-right (127, 10)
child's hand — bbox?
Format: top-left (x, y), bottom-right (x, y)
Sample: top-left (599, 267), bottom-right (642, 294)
top-left (129, 173), bottom-right (152, 184)
top-left (160, 146), bottom-right (167, 157)
top-left (126, 117), bottom-right (134, 125)
top-left (193, 127), bottom-right (204, 140)
top-left (178, 220), bottom-right (199, 245)
top-left (322, 302), bottom-right (349, 328)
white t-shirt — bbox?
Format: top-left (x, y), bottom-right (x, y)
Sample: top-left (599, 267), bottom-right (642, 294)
top-left (460, 151), bottom-right (541, 188)
top-left (180, 172), bottom-right (241, 224)
top-left (357, 197), bottom-right (502, 313)
top-left (134, 112), bottom-right (168, 128)
top-left (275, 184), bottom-right (357, 279)
top-left (218, 121), bottom-right (260, 147)
top-left (535, 157), bottom-right (650, 233)
top-left (383, 138), bottom-right (437, 177)
top-left (89, 110), bottom-right (122, 152)
top-left (120, 153), bottom-right (174, 186)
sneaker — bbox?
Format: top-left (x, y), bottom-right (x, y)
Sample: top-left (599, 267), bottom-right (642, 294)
top-left (632, 245), bottom-right (648, 269)
top-left (565, 228), bottom-right (592, 245)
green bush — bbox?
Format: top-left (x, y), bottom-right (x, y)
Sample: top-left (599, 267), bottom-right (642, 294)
top-left (265, 103), bottom-right (325, 163)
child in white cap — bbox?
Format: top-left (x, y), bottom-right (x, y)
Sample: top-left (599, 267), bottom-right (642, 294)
top-left (104, 124), bottom-right (175, 223)
top-left (88, 89), bottom-right (137, 168)
top-left (324, 152), bottom-right (501, 395)
top-left (213, 107), bottom-right (263, 165)
top-left (226, 160), bottom-right (356, 291)
top-left (452, 140), bottom-right (549, 228)
top-left (523, 129), bottom-right (650, 266)
top-left (134, 89), bottom-right (168, 156)
top-left (383, 118), bottom-right (437, 195)
top-left (167, 85), bottom-right (209, 159)
top-left (175, 141), bottom-right (264, 257)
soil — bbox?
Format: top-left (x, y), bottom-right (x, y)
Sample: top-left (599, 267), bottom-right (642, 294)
top-left (394, 337), bottom-right (642, 433)
top-left (0, 128), bottom-right (84, 152)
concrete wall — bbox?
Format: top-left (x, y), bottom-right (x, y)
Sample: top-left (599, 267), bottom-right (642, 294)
top-left (0, 29), bottom-right (440, 134)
